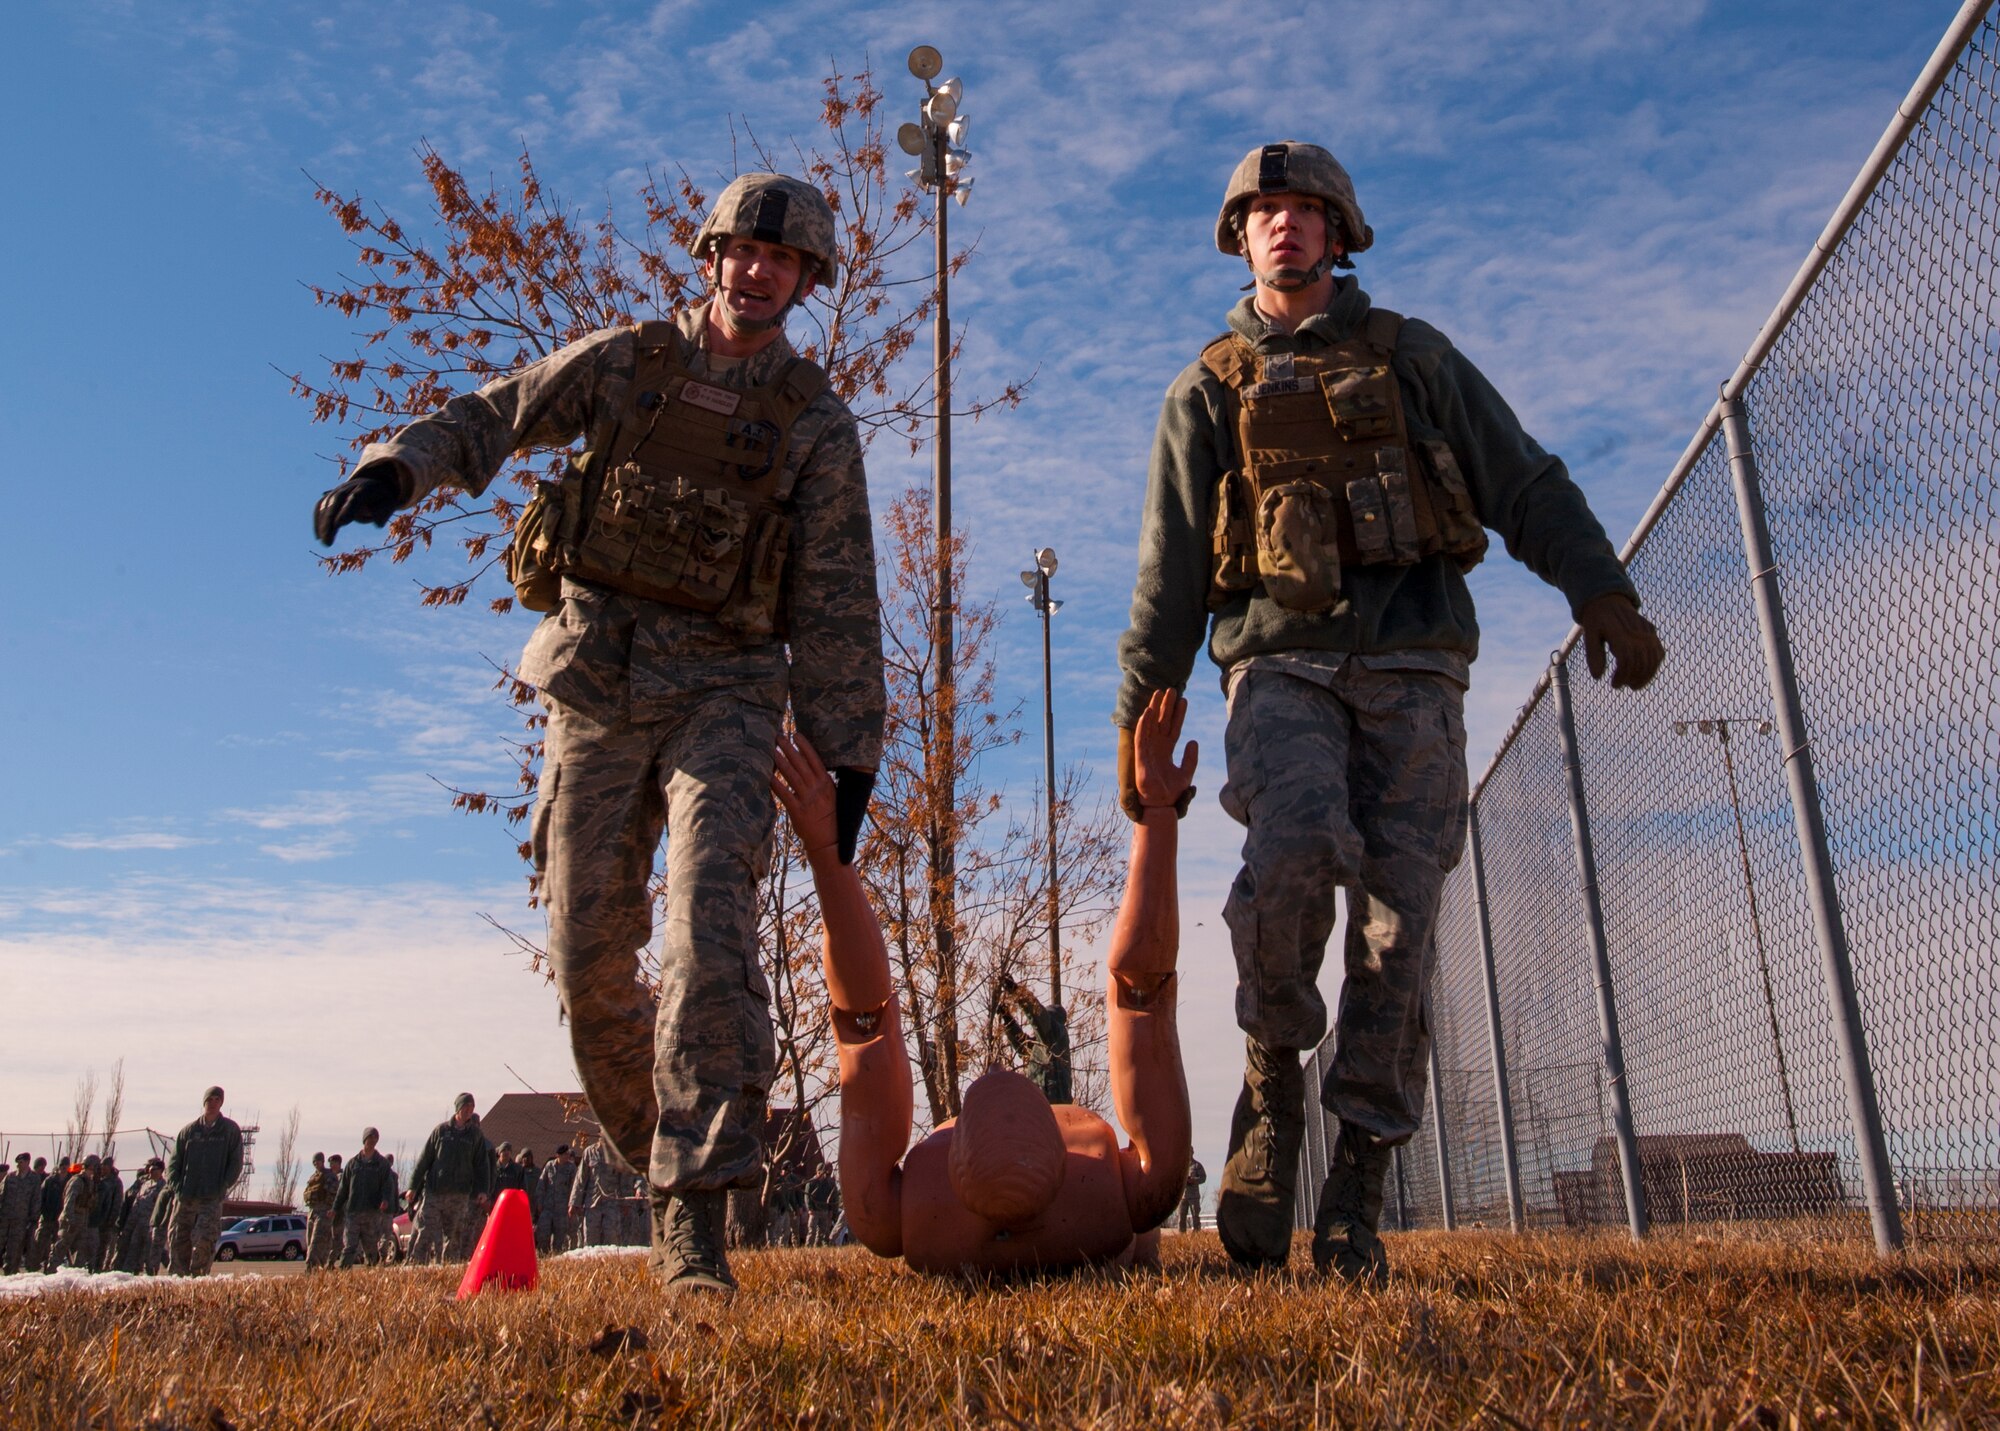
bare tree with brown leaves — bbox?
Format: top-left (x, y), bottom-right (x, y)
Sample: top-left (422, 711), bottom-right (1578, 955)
top-left (266, 1105), bottom-right (304, 1207)
top-left (96, 1058), bottom-right (125, 1163)
top-left (61, 1070), bottom-right (97, 1169)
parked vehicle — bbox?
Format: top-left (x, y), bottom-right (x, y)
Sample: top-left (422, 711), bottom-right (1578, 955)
top-left (214, 1213), bottom-right (307, 1261)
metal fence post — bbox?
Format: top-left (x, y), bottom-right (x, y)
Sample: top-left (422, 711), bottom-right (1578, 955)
top-left (1427, 1020), bottom-right (1457, 1230)
top-left (1552, 656), bottom-right (1650, 1239)
top-left (1719, 395), bottom-right (1906, 1254)
top-left (1468, 806), bottom-right (1527, 1232)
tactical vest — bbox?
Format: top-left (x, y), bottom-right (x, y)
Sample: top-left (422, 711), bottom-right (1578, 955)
top-left (508, 322), bottom-right (829, 643)
top-left (1202, 309), bottom-right (1487, 612)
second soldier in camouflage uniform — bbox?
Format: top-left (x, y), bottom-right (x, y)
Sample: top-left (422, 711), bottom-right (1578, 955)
top-left (568, 1135), bottom-right (642, 1248)
top-left (0, 1152), bottom-right (41, 1274)
top-left (166, 1086), bottom-right (245, 1276)
top-left (50, 1154), bottom-right (99, 1270)
top-left (314, 172), bottom-right (885, 1297)
top-left (535, 1144), bottom-right (578, 1254)
top-left (1115, 142), bottom-right (1663, 1281)
top-left (336, 1128), bottom-right (397, 1266)
top-left (117, 1159), bottom-right (167, 1275)
top-left (407, 1094), bottom-right (495, 1264)
top-left (302, 1153), bottom-right (338, 1268)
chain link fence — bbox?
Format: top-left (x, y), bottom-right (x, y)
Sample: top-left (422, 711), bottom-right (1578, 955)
top-left (1298, 1), bottom-right (1998, 1247)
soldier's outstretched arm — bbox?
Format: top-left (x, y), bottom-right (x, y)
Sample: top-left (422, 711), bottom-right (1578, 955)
top-left (771, 730), bottom-right (906, 1257)
top-left (1109, 689), bottom-right (1198, 1233)
top-left (312, 326), bottom-right (634, 547)
top-left (780, 411), bottom-right (886, 783)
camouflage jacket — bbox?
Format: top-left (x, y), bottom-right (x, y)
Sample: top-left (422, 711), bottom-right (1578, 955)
top-left (334, 1149), bottom-right (396, 1215)
top-left (0, 1167), bottom-right (42, 1220)
top-left (121, 1178), bottom-right (163, 1231)
top-left (302, 1168), bottom-right (337, 1213)
top-left (58, 1170), bottom-right (96, 1225)
top-left (168, 1115), bottom-right (244, 1201)
top-left (87, 1173), bottom-right (122, 1231)
top-left (536, 1158), bottom-right (576, 1214)
top-left (568, 1143), bottom-right (641, 1212)
top-left (1114, 279), bottom-right (1638, 726)
top-left (409, 1117), bottom-right (494, 1200)
top-left (351, 305), bottom-right (886, 770)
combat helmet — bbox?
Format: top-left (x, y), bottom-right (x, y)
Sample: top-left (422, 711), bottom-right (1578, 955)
top-left (692, 173), bottom-right (839, 288)
top-left (1215, 142), bottom-right (1373, 283)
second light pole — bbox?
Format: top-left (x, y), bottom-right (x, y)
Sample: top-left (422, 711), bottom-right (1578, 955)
top-left (1021, 547), bottom-right (1063, 1004)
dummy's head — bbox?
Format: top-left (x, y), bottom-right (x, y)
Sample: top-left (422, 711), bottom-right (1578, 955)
top-left (948, 1069), bottom-right (1067, 1229)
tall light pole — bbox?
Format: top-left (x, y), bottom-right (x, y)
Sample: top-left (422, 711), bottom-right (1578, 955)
top-left (1673, 715), bottom-right (1802, 1154)
top-left (899, 48), bottom-right (976, 1106)
top-left (1020, 548), bottom-right (1063, 1005)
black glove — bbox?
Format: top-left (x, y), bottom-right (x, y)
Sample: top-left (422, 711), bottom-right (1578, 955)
top-left (313, 466), bottom-right (405, 546)
top-left (832, 767), bottom-right (875, 866)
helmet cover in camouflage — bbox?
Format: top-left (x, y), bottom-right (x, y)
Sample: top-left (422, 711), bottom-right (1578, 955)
top-left (1215, 142), bottom-right (1373, 261)
top-left (691, 172), bottom-right (839, 287)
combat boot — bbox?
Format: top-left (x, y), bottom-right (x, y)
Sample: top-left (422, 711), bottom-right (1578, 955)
top-left (651, 1187), bottom-right (736, 1297)
top-left (1310, 1119), bottom-right (1392, 1285)
top-left (1215, 1038), bottom-right (1305, 1270)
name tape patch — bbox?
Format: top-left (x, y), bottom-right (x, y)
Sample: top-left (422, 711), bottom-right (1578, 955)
top-left (679, 381), bottom-right (743, 416)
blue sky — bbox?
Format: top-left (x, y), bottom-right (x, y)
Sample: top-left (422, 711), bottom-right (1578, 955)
top-left (0, 1), bottom-right (1956, 1185)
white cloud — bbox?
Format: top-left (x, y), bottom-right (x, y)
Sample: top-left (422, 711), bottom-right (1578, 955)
top-left (47, 832), bottom-right (212, 852)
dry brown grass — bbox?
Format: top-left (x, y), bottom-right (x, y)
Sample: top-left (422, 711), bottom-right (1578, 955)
top-left (3, 1231), bottom-right (1996, 1429)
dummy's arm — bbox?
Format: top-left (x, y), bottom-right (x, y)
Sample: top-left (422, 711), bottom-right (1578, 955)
top-left (772, 732), bottom-right (908, 1257)
top-left (1110, 690), bottom-right (1197, 1233)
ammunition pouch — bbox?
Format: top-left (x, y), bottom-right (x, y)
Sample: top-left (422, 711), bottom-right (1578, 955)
top-left (1201, 309), bottom-right (1487, 610)
top-left (503, 322), bottom-right (826, 643)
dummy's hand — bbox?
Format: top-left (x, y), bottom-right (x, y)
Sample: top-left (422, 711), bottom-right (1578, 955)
top-left (772, 732), bottom-right (839, 857)
top-left (1579, 592), bottom-right (1665, 691)
top-left (313, 465), bottom-right (404, 546)
top-left (1132, 688), bottom-right (1199, 814)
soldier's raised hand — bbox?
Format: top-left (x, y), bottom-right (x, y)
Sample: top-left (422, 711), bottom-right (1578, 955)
top-left (313, 465), bottom-right (404, 546)
top-left (1131, 688), bottom-right (1199, 816)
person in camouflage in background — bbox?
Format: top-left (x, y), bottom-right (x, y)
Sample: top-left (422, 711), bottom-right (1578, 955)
top-left (408, 1094), bottom-right (494, 1264)
top-left (116, 1159), bottom-right (166, 1275)
top-left (336, 1128), bottom-right (397, 1266)
top-left (302, 1152), bottom-right (338, 1268)
top-left (536, 1144), bottom-right (578, 1254)
top-left (88, 1158), bottom-right (122, 1271)
top-left (31, 1161), bottom-right (65, 1271)
top-left (167, 1086), bottom-right (245, 1276)
top-left (568, 1134), bottom-right (643, 1248)
top-left (313, 172), bottom-right (886, 1297)
top-left (1114, 142), bottom-right (1664, 1283)
top-left (49, 1154), bottom-right (99, 1270)
top-left (0, 1152), bottom-right (42, 1273)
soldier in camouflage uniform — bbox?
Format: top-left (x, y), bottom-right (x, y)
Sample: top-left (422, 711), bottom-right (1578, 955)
top-left (88, 1158), bottom-right (122, 1271)
top-left (116, 1159), bottom-right (166, 1275)
top-left (1114, 142), bottom-right (1664, 1281)
top-left (536, 1145), bottom-right (578, 1254)
top-left (314, 172), bottom-right (885, 1297)
top-left (166, 1086), bottom-right (245, 1276)
top-left (31, 1162), bottom-right (64, 1271)
top-left (49, 1154), bottom-right (99, 1270)
top-left (408, 1094), bottom-right (495, 1263)
top-left (302, 1153), bottom-right (338, 1268)
top-left (0, 1152), bottom-right (41, 1274)
top-left (568, 1135), bottom-right (643, 1248)
top-left (336, 1128), bottom-right (397, 1266)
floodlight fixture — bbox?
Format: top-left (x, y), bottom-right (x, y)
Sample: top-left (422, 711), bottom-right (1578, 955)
top-left (936, 76), bottom-right (963, 104)
top-left (907, 45), bottom-right (943, 81)
top-left (1035, 548), bottom-right (1058, 575)
top-left (924, 90), bottom-right (958, 125)
top-left (955, 176), bottom-right (975, 206)
top-left (1020, 570), bottom-right (1038, 588)
top-left (897, 122), bottom-right (927, 156)
top-left (944, 116), bottom-right (969, 145)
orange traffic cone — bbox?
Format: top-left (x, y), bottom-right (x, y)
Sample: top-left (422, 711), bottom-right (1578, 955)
top-left (456, 1188), bottom-right (538, 1299)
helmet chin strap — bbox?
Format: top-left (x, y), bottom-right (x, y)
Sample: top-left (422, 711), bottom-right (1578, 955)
top-left (1248, 237), bottom-right (1338, 293)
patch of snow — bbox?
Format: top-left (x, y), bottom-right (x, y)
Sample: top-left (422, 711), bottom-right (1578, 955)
top-left (554, 1245), bottom-right (646, 1259)
top-left (0, 1268), bottom-right (158, 1299)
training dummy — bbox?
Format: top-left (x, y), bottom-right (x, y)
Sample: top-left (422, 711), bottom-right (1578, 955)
top-left (770, 691), bottom-right (1198, 1274)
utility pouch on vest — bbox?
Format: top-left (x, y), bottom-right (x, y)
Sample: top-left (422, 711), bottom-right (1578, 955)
top-left (574, 462), bottom-right (751, 612)
top-left (1255, 479), bottom-right (1341, 612)
top-left (507, 478), bottom-right (567, 613)
top-left (1209, 468), bottom-right (1258, 607)
top-left (1415, 437), bottom-right (1489, 570)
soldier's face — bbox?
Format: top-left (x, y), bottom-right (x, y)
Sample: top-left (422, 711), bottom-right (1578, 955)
top-left (710, 237), bottom-right (815, 329)
top-left (1244, 193), bottom-right (1334, 280)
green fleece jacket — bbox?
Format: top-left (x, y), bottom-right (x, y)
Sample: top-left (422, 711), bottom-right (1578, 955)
top-left (1113, 279), bottom-right (1636, 726)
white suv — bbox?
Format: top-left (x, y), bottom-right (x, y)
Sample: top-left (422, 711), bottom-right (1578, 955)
top-left (214, 1214), bottom-right (308, 1261)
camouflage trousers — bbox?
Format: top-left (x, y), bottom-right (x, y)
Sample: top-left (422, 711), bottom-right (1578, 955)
top-left (534, 692), bottom-right (780, 1194)
top-left (411, 1193), bottom-right (482, 1263)
top-left (535, 1209), bottom-right (573, 1254)
top-left (579, 1203), bottom-right (622, 1247)
top-left (29, 1213), bottom-right (58, 1271)
top-left (168, 1197), bottom-right (225, 1276)
top-left (1219, 661), bottom-right (1469, 1144)
top-left (116, 1218), bottom-right (159, 1275)
top-left (340, 1210), bottom-right (391, 1265)
top-left (305, 1209), bottom-right (336, 1268)
top-left (0, 1209), bottom-right (33, 1273)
